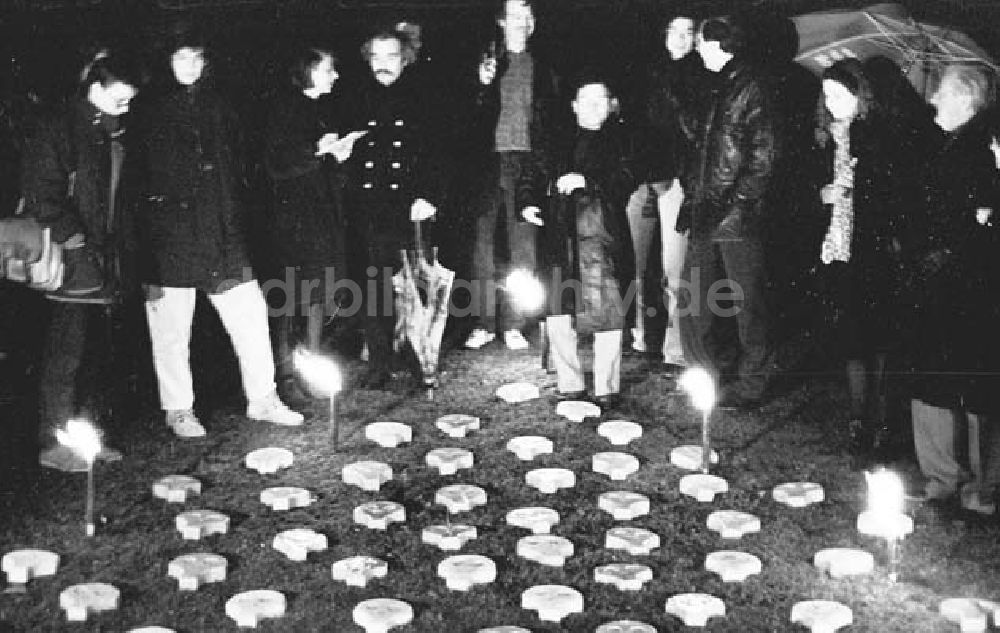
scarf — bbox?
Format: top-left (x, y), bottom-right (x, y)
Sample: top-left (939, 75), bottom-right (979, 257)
top-left (820, 118), bottom-right (855, 264)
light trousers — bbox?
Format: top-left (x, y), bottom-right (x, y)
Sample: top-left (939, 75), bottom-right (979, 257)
top-left (625, 179), bottom-right (687, 364)
top-left (546, 314), bottom-right (621, 397)
top-left (145, 280), bottom-right (276, 411)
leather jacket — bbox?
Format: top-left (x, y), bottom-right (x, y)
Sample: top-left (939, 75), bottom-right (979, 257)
top-left (677, 59), bottom-right (776, 239)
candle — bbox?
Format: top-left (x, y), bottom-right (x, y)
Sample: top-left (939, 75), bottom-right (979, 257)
top-left (293, 348), bottom-right (342, 447)
top-left (678, 368), bottom-right (716, 474)
top-left (55, 419), bottom-right (102, 537)
top-left (857, 468), bottom-right (913, 582)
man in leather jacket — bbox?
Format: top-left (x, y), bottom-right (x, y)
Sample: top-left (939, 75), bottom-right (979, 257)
top-left (675, 16), bottom-right (777, 407)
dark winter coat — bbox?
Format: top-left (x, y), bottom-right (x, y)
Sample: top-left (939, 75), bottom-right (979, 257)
top-left (338, 72), bottom-right (444, 242)
top-left (677, 59), bottom-right (777, 241)
top-left (263, 89), bottom-right (346, 281)
top-left (136, 85), bottom-right (252, 290)
top-left (809, 114), bottom-right (925, 355)
top-left (457, 45), bottom-right (561, 214)
top-left (20, 99), bottom-right (137, 293)
top-left (644, 51), bottom-right (709, 188)
top-left (520, 122), bottom-right (653, 333)
top-left (904, 115), bottom-right (1000, 413)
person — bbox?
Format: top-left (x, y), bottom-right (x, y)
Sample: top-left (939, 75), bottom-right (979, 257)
top-left (809, 59), bottom-right (924, 453)
top-left (136, 29), bottom-right (303, 438)
top-left (19, 51), bottom-right (140, 470)
top-left (262, 46), bottom-right (354, 390)
top-left (630, 11), bottom-right (705, 370)
top-left (461, 0), bottom-right (560, 351)
top-left (338, 28), bottom-right (441, 389)
top-left (520, 73), bottom-right (659, 407)
top-left (675, 16), bottom-right (777, 408)
top-left (905, 64), bottom-right (999, 513)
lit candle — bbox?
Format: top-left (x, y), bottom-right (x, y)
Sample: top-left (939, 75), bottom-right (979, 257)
top-left (679, 368), bottom-right (716, 474)
top-left (293, 348), bottom-right (342, 448)
top-left (857, 468), bottom-right (913, 582)
top-left (55, 419), bottom-right (102, 536)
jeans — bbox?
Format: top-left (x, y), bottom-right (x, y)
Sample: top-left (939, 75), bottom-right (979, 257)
top-left (470, 152), bottom-right (538, 333)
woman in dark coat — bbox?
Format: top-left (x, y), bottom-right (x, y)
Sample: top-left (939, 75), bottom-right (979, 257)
top-left (520, 73), bottom-right (658, 405)
top-left (263, 46), bottom-right (349, 374)
top-left (810, 59), bottom-right (926, 452)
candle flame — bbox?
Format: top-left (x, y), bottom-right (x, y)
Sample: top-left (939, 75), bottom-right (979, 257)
top-left (55, 419), bottom-right (102, 464)
top-left (678, 367), bottom-right (716, 412)
top-left (293, 347), bottom-right (342, 397)
top-left (865, 468), bottom-right (904, 516)
top-left (504, 269), bottom-right (546, 314)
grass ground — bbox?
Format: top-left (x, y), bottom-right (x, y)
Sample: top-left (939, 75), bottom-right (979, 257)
top-left (1, 333), bottom-right (999, 632)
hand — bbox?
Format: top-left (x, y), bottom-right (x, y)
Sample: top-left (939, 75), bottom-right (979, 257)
top-left (142, 283), bottom-right (165, 302)
top-left (820, 184), bottom-right (847, 205)
top-left (556, 173), bottom-right (585, 195)
top-left (410, 198), bottom-right (437, 222)
top-left (522, 206), bottom-right (544, 226)
top-left (315, 132), bottom-right (340, 156)
top-left (62, 233), bottom-right (86, 249)
top-left (976, 207), bottom-right (993, 226)
top-left (478, 57), bottom-right (497, 85)
top-left (329, 130), bottom-right (368, 162)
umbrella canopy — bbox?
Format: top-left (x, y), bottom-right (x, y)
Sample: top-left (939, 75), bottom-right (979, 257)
top-left (392, 224), bottom-right (454, 393)
top-left (792, 3), bottom-right (998, 95)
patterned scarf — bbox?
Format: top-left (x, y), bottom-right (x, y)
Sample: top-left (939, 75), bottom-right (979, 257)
top-left (820, 119), bottom-right (855, 264)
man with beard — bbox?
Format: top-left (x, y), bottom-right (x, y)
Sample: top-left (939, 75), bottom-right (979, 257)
top-left (340, 28), bottom-right (442, 389)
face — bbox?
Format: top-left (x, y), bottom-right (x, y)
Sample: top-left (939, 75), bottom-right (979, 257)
top-left (695, 34), bottom-right (725, 72)
top-left (171, 47), bottom-right (206, 86)
top-left (572, 82), bottom-right (612, 131)
top-left (665, 17), bottom-right (695, 61)
top-left (822, 79), bottom-right (859, 121)
top-left (499, 0), bottom-right (535, 51)
top-left (90, 80), bottom-right (137, 116)
top-left (369, 37), bottom-right (404, 86)
top-left (307, 54), bottom-right (338, 95)
top-left (930, 73), bottom-right (974, 132)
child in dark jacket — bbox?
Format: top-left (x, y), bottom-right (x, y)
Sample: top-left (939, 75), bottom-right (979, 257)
top-left (520, 73), bottom-right (660, 406)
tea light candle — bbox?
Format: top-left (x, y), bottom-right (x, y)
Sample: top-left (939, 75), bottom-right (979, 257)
top-left (342, 461), bottom-right (393, 492)
top-left (665, 593), bottom-right (726, 627)
top-left (2, 549), bottom-right (59, 585)
top-left (679, 473), bottom-right (728, 502)
top-left (244, 447), bottom-right (294, 475)
top-left (521, 585), bottom-right (584, 623)
top-left (593, 563), bottom-right (653, 591)
top-left (352, 598), bottom-right (414, 633)
top-left (175, 510), bottom-right (230, 541)
top-left (556, 399), bottom-right (601, 422)
top-left (506, 436), bottom-right (553, 461)
top-left (365, 422), bottom-right (412, 448)
top-left (592, 452), bottom-right (640, 481)
top-left (259, 487), bottom-right (313, 511)
top-left (437, 554), bottom-right (497, 591)
top-left (59, 582), bottom-right (119, 622)
top-left (506, 507), bottom-right (560, 534)
top-left (598, 491), bottom-right (650, 520)
top-left (516, 535), bottom-right (574, 566)
top-left (435, 484), bottom-right (487, 514)
top-left (272, 528), bottom-right (328, 562)
top-left (167, 553), bottom-right (227, 590)
top-left (435, 413), bottom-right (481, 438)
top-left (705, 551), bottom-right (762, 582)
top-left (495, 382), bottom-right (539, 403)
top-left (422, 524), bottom-right (477, 551)
top-left (597, 420), bottom-right (643, 446)
top-left (790, 600), bottom-right (852, 633)
top-left (225, 589), bottom-right (286, 628)
top-left (331, 556), bottom-right (388, 587)
top-left (605, 527), bottom-right (660, 555)
top-left (425, 448), bottom-right (474, 476)
top-left (152, 475), bottom-right (201, 503)
top-left (353, 501), bottom-right (405, 530)
top-left (706, 510), bottom-right (761, 539)
top-left (525, 468), bottom-right (576, 494)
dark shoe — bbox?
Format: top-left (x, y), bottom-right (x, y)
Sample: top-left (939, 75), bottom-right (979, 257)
top-left (848, 418), bottom-right (872, 453)
top-left (359, 368), bottom-right (391, 390)
top-left (717, 387), bottom-right (761, 410)
top-left (557, 390), bottom-right (587, 401)
top-left (594, 393), bottom-right (623, 410)
top-left (662, 362), bottom-right (685, 379)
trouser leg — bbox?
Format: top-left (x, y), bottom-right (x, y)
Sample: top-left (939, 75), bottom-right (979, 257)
top-left (911, 398), bottom-right (965, 496)
top-left (658, 179), bottom-right (688, 365)
top-left (718, 235), bottom-right (772, 399)
top-left (208, 280), bottom-right (277, 404)
top-left (677, 237), bottom-right (720, 378)
top-left (500, 152), bottom-right (537, 333)
top-left (593, 329), bottom-right (623, 397)
top-left (546, 315), bottom-right (584, 394)
top-left (38, 302), bottom-right (91, 444)
top-left (471, 184), bottom-right (499, 333)
top-left (145, 287), bottom-right (197, 411)
top-left (626, 185), bottom-right (655, 349)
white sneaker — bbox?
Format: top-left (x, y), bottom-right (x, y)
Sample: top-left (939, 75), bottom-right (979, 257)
top-left (166, 409), bottom-right (206, 438)
top-left (504, 329), bottom-right (530, 350)
top-left (630, 328), bottom-right (647, 353)
top-left (247, 391), bottom-right (304, 426)
top-left (464, 328), bottom-right (495, 350)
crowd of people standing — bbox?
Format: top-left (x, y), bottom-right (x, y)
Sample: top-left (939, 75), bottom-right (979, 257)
top-left (1, 1), bottom-right (999, 515)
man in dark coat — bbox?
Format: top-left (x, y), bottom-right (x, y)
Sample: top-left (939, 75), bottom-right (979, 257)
top-left (520, 73), bottom-right (663, 406)
top-left (19, 52), bottom-right (139, 471)
top-left (136, 33), bottom-right (303, 438)
top-left (675, 16), bottom-right (777, 408)
top-left (905, 64), bottom-right (999, 513)
top-left (339, 28), bottom-right (442, 388)
top-left (630, 11), bottom-right (708, 367)
top-left (460, 0), bottom-right (561, 352)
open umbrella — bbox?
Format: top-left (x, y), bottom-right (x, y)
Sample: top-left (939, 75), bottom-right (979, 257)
top-left (392, 221), bottom-right (454, 399)
top-left (792, 2), bottom-right (998, 95)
